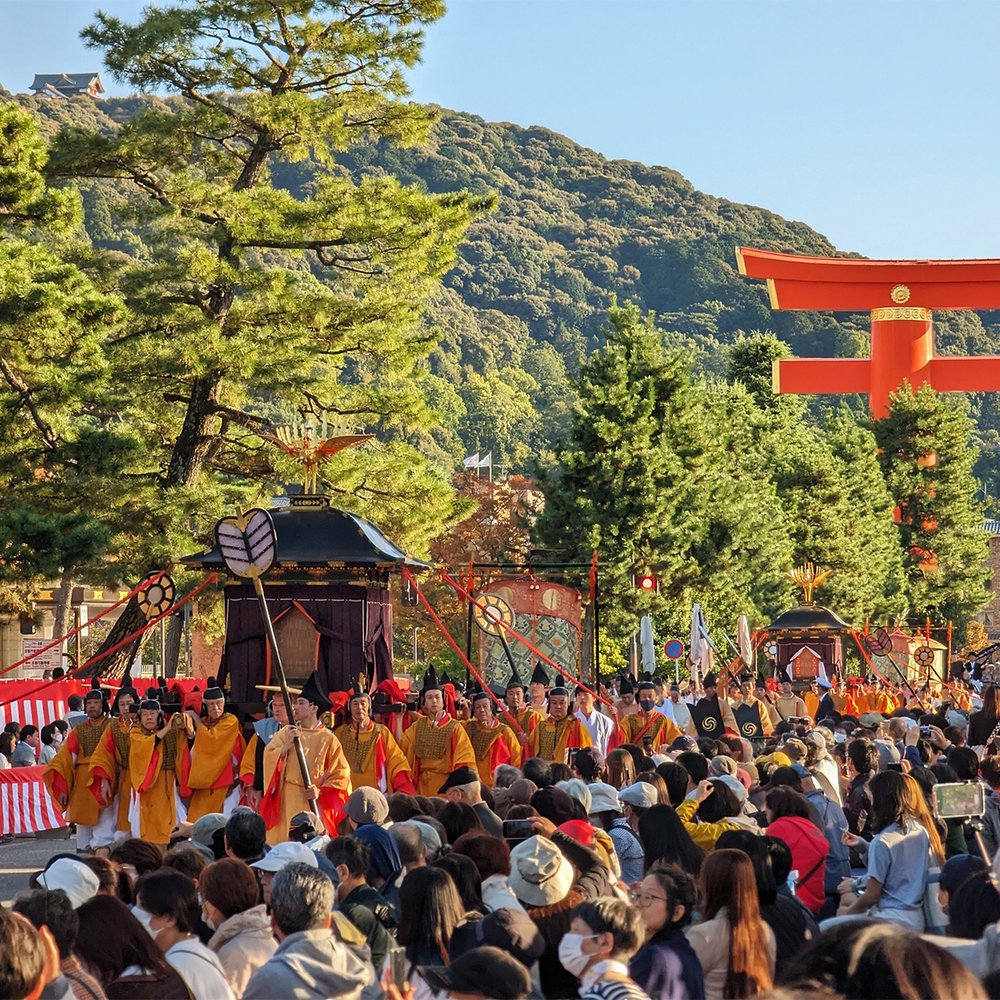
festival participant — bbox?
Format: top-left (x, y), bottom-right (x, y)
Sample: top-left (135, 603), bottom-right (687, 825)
top-left (731, 677), bottom-right (775, 737)
top-left (44, 683), bottom-right (117, 852)
top-left (127, 697), bottom-right (188, 847)
top-left (527, 685), bottom-right (593, 763)
top-left (574, 684), bottom-right (616, 757)
top-left (668, 683), bottom-right (692, 731)
top-left (261, 672), bottom-right (351, 844)
top-left (829, 676), bottom-right (851, 716)
top-left (528, 663), bottom-right (550, 714)
top-left (182, 682), bottom-right (245, 821)
top-left (463, 688), bottom-right (521, 784)
top-left (504, 666), bottom-right (544, 739)
top-left (801, 679), bottom-right (821, 721)
top-left (334, 689), bottom-right (415, 794)
top-left (687, 675), bottom-right (738, 737)
top-left (772, 676), bottom-right (809, 724)
top-left (616, 681), bottom-right (683, 752)
top-left (399, 669), bottom-right (476, 797)
top-left (89, 682), bottom-right (141, 841)
top-left (239, 686), bottom-right (290, 809)
top-left (615, 674), bottom-right (638, 719)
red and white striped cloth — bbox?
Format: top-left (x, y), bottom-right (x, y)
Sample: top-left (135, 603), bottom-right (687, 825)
top-left (0, 679), bottom-right (120, 729)
top-left (0, 766), bottom-right (65, 835)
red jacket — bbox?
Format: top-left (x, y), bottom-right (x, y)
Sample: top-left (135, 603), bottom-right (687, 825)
top-left (767, 814), bottom-right (829, 914)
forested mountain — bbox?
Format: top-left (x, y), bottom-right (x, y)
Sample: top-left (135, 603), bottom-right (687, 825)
top-left (11, 92), bottom-right (1000, 483)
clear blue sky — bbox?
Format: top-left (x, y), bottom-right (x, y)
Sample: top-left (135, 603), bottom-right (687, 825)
top-left (2, 0), bottom-right (998, 259)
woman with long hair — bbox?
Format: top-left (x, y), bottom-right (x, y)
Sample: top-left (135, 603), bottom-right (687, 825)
top-left (838, 769), bottom-right (931, 930)
top-left (969, 684), bottom-right (1000, 749)
top-left (764, 787), bottom-right (829, 915)
top-left (686, 849), bottom-right (775, 1000)
top-left (393, 865), bottom-right (465, 995)
top-left (900, 772), bottom-right (946, 866)
top-left (638, 804), bottom-right (706, 878)
top-left (605, 749), bottom-right (636, 790)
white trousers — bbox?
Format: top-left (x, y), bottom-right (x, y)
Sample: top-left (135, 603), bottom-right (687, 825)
top-left (75, 801), bottom-right (117, 850)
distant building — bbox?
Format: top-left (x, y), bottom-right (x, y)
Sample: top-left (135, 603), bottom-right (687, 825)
top-left (30, 73), bottom-right (105, 99)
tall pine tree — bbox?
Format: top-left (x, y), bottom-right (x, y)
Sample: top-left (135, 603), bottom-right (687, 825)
top-left (874, 384), bottom-right (989, 633)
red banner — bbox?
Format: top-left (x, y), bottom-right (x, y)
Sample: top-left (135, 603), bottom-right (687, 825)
top-left (0, 766), bottom-right (65, 835)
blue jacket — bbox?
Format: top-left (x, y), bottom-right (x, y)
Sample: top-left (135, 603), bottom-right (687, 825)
top-left (629, 927), bottom-right (704, 1000)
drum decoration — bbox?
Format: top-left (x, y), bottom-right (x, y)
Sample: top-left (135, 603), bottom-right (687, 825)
top-left (137, 573), bottom-right (176, 621)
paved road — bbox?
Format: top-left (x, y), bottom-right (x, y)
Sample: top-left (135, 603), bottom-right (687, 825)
top-left (0, 829), bottom-right (74, 905)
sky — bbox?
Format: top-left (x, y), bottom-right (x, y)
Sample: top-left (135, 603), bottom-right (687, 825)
top-left (1, 0), bottom-right (999, 259)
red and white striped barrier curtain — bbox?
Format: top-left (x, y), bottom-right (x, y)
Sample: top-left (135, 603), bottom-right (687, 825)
top-left (0, 766), bottom-right (65, 835)
top-left (0, 679), bottom-right (122, 729)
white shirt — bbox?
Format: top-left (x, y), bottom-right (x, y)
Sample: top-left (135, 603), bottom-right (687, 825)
top-left (166, 938), bottom-right (235, 1000)
top-left (667, 698), bottom-right (691, 728)
top-left (575, 709), bottom-right (616, 756)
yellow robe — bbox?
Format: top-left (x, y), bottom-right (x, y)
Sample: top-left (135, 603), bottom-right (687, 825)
top-left (129, 728), bottom-right (183, 846)
top-left (772, 694), bottom-right (809, 723)
top-left (185, 713), bottom-right (245, 820)
top-left (43, 717), bottom-right (110, 827)
top-left (333, 722), bottom-right (414, 794)
top-left (617, 710), bottom-right (683, 751)
top-left (399, 715), bottom-right (477, 797)
top-left (509, 707), bottom-right (545, 739)
top-left (462, 719), bottom-right (522, 785)
top-left (262, 725), bottom-right (351, 845)
top-left (803, 691), bottom-right (820, 721)
top-left (527, 715), bottom-right (593, 763)
top-left (88, 717), bottom-right (135, 832)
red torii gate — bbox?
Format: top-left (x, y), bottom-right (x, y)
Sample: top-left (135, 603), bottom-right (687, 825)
top-left (736, 248), bottom-right (1000, 417)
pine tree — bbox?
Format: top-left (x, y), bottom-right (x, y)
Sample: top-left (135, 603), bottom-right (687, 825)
top-left (874, 384), bottom-right (990, 634)
top-left (533, 300), bottom-right (791, 651)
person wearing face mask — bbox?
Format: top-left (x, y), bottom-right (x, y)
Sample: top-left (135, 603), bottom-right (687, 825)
top-left (614, 682), bottom-right (682, 752)
top-left (399, 668), bottom-right (476, 797)
top-left (136, 869), bottom-right (235, 1000)
top-left (38, 724), bottom-right (61, 765)
top-left (199, 858), bottom-right (275, 995)
top-left (559, 898), bottom-right (651, 999)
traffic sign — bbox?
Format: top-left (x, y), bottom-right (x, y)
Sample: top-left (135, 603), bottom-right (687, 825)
top-left (664, 639), bottom-right (684, 660)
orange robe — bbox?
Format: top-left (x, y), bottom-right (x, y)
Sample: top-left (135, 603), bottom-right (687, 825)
top-left (128, 727), bottom-right (184, 845)
top-left (261, 724), bottom-right (351, 845)
top-left (399, 715), bottom-right (477, 797)
top-left (803, 691), bottom-right (820, 721)
top-left (462, 719), bottom-right (522, 785)
top-left (729, 697), bottom-right (775, 737)
top-left (44, 717), bottom-right (110, 827)
top-left (88, 717), bottom-right (136, 833)
top-left (333, 721), bottom-right (415, 794)
top-left (510, 707), bottom-right (545, 738)
top-left (614, 710), bottom-right (683, 751)
top-left (527, 715), bottom-right (593, 763)
top-left (185, 713), bottom-right (245, 820)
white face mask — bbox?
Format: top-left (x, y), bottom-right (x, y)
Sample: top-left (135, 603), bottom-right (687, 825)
top-left (558, 932), bottom-right (598, 978)
top-left (202, 908), bottom-right (218, 931)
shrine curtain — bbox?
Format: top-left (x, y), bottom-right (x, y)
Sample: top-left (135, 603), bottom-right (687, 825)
top-left (217, 583), bottom-right (394, 702)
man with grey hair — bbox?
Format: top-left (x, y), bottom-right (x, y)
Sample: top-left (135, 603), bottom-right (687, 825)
top-left (439, 765), bottom-right (504, 837)
top-left (243, 863), bottom-right (374, 1000)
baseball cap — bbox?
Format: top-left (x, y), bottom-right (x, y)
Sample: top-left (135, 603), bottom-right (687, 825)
top-left (858, 712), bottom-right (884, 730)
top-left (250, 841), bottom-right (319, 872)
top-left (190, 812), bottom-right (227, 847)
top-left (420, 946), bottom-right (531, 1000)
top-left (619, 782), bottom-right (658, 809)
top-left (347, 786), bottom-right (389, 827)
top-left (37, 857), bottom-right (100, 908)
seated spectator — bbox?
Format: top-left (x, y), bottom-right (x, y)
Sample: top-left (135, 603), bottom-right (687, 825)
top-left (326, 836), bottom-right (396, 970)
top-left (676, 779), bottom-right (758, 851)
top-left (0, 908), bottom-right (50, 1000)
top-left (391, 820), bottom-right (429, 872)
top-left (629, 864), bottom-right (704, 1000)
top-left (75, 895), bottom-right (189, 998)
top-left (781, 921), bottom-right (986, 999)
top-left (136, 869), bottom-right (235, 1000)
top-left (686, 849), bottom-right (775, 1000)
top-left (418, 945), bottom-right (531, 1000)
top-left (243, 863), bottom-right (375, 1000)
top-left (12, 888), bottom-right (106, 1000)
top-left (12, 725), bottom-right (40, 766)
top-left (764, 786), bottom-right (829, 916)
top-left (947, 871), bottom-right (1000, 940)
top-left (563, 897), bottom-right (649, 999)
top-left (39, 723), bottom-right (61, 765)
top-left (249, 840), bottom-right (318, 906)
top-left (200, 858), bottom-right (276, 995)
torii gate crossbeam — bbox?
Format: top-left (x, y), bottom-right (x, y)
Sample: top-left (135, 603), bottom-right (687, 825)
top-left (736, 247), bottom-right (1000, 417)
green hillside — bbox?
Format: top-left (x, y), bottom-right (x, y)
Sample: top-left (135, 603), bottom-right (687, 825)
top-left (13, 92), bottom-right (1000, 481)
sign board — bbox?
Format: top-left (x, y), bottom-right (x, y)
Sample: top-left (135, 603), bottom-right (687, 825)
top-left (19, 638), bottom-right (62, 678)
top-left (664, 639), bottom-right (685, 660)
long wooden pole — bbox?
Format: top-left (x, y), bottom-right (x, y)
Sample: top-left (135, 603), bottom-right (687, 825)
top-left (251, 576), bottom-right (317, 816)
